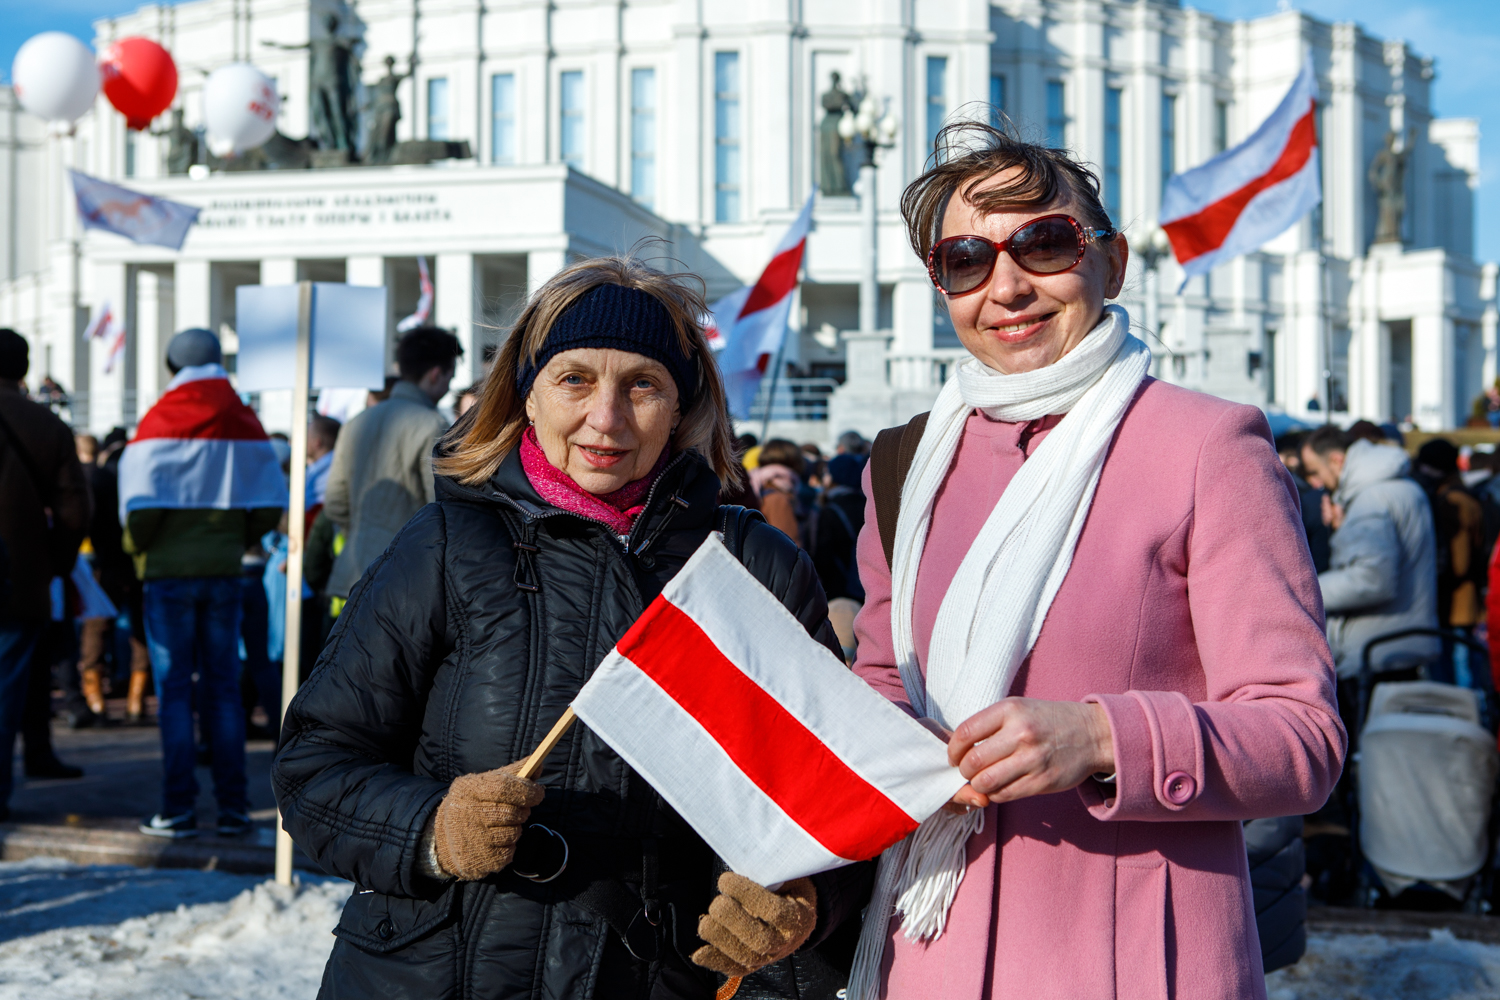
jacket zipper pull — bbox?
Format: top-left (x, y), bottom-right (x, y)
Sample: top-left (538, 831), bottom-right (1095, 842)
top-left (514, 522), bottom-right (541, 593)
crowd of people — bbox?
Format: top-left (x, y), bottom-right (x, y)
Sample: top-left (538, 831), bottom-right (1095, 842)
top-left (0, 321), bottom-right (467, 838)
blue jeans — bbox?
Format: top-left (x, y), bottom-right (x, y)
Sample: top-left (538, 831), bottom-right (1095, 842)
top-left (0, 620), bottom-right (41, 809)
top-left (240, 568), bottom-right (280, 721)
top-left (142, 577), bottom-right (247, 816)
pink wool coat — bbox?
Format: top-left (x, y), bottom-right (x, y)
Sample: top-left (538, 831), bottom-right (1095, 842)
top-left (852, 378), bottom-right (1346, 1000)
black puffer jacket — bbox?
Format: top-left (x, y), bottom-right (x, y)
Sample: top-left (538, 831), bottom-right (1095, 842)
top-left (1245, 815), bottom-right (1307, 973)
top-left (273, 447), bottom-right (871, 1000)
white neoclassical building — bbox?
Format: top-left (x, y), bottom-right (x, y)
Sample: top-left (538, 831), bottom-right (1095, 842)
top-left (0, 0), bottom-right (1495, 442)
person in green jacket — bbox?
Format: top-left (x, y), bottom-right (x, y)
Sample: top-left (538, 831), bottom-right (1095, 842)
top-left (122, 329), bottom-right (285, 839)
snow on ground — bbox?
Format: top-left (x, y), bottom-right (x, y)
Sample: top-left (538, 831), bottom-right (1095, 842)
top-left (0, 857), bottom-right (350, 1000)
top-left (6, 856), bottom-right (1500, 999)
top-left (1267, 929), bottom-right (1500, 1000)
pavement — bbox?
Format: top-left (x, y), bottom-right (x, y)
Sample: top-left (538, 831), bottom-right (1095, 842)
top-left (1, 696), bottom-right (315, 875)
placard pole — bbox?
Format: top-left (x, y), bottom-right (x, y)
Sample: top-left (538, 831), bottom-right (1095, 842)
top-left (275, 281), bottom-right (314, 886)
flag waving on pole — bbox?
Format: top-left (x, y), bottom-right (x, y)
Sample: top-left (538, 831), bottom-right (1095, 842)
top-left (710, 193), bottom-right (816, 419)
top-left (397, 256), bottom-right (434, 333)
top-left (69, 170), bottom-right (201, 251)
top-left (1160, 57), bottom-right (1320, 288)
top-left (573, 536), bottom-right (964, 886)
top-left (85, 301), bottom-right (127, 374)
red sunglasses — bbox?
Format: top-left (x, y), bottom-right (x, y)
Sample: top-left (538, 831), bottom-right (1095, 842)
top-left (926, 214), bottom-right (1117, 296)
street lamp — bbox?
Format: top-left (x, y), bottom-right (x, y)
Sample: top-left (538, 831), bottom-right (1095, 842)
top-left (1134, 225), bottom-right (1174, 377)
top-left (839, 94), bottom-right (899, 336)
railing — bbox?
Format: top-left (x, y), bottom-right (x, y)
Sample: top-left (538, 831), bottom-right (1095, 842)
top-left (746, 377), bottom-right (841, 421)
top-left (886, 349), bottom-right (971, 390)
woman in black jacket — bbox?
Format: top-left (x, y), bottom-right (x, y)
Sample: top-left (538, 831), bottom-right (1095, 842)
top-left (273, 256), bottom-right (870, 1000)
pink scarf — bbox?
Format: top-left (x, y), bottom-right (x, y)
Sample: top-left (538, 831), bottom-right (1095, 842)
top-left (519, 427), bottom-right (668, 535)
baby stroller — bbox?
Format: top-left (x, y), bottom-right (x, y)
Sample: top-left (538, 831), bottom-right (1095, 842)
top-left (1352, 628), bottom-right (1500, 910)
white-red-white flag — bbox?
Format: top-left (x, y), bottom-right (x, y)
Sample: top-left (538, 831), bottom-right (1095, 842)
top-left (1161, 57), bottom-right (1320, 288)
top-left (573, 536), bottom-right (964, 886)
top-left (709, 193), bottom-right (815, 419)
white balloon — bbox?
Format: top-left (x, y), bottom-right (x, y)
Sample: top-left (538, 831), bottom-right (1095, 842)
top-left (202, 63), bottom-right (279, 155)
top-left (11, 32), bottom-right (100, 124)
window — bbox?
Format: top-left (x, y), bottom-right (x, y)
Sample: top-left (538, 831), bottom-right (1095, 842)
top-left (124, 133), bottom-right (136, 177)
top-left (1160, 94), bottom-right (1177, 193)
top-left (1046, 81), bottom-right (1066, 148)
top-left (926, 57), bottom-right (948, 152)
top-left (427, 78), bottom-right (449, 141)
top-left (630, 68), bottom-right (656, 210)
top-left (1214, 100), bottom-right (1228, 155)
top-left (1104, 88), bottom-right (1122, 224)
top-left (714, 52), bottom-right (741, 223)
top-left (989, 74), bottom-right (1006, 127)
top-left (491, 73), bottom-right (516, 164)
top-left (560, 71), bottom-right (584, 168)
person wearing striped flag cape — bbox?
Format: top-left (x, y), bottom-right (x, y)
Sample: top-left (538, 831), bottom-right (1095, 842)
top-left (121, 328), bottom-right (287, 840)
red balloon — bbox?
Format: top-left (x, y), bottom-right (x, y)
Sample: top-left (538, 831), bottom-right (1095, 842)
top-left (100, 37), bottom-right (177, 130)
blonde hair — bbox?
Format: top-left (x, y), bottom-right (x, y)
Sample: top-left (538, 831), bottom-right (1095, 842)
top-left (434, 254), bottom-right (741, 489)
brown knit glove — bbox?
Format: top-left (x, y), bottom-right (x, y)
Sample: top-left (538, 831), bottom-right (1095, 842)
top-left (432, 761), bottom-right (545, 881)
top-left (691, 873), bottom-right (818, 977)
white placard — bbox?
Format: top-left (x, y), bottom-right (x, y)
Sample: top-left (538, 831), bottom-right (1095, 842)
top-left (236, 283), bottom-right (388, 392)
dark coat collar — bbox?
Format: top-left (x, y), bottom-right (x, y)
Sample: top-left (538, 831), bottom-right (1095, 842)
top-left (435, 446), bottom-right (720, 541)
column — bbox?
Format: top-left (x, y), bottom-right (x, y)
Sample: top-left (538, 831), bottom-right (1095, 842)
top-left (527, 249), bottom-right (567, 295)
top-left (347, 255), bottom-right (384, 287)
top-left (1482, 262), bottom-right (1498, 390)
top-left (1411, 311), bottom-right (1452, 430)
top-left (434, 252), bottom-right (478, 387)
top-left (135, 268), bottom-right (165, 408)
top-left (91, 260), bottom-right (129, 432)
top-left (891, 279), bottom-right (935, 356)
top-left (261, 257), bottom-right (296, 287)
top-left (174, 259), bottom-right (212, 337)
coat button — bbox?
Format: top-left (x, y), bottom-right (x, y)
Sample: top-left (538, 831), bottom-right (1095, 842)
top-left (1163, 771), bottom-right (1196, 805)
top-left (637, 554), bottom-right (657, 570)
top-left (376, 919), bottom-right (394, 940)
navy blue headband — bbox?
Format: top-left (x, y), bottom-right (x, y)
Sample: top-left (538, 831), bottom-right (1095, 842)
top-left (516, 284), bottom-right (698, 407)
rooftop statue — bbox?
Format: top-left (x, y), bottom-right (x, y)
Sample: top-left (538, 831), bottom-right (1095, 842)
top-left (818, 72), bottom-right (853, 196)
top-left (1370, 130), bottom-right (1409, 245)
top-left (264, 13), bottom-right (362, 155)
top-left (365, 55), bottom-right (410, 165)
top-left (150, 108), bottom-right (199, 175)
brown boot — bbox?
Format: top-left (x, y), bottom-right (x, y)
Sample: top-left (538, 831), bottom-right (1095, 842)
top-left (78, 618), bottom-right (109, 716)
top-left (81, 667), bottom-right (106, 717)
top-left (126, 669), bottom-right (150, 723)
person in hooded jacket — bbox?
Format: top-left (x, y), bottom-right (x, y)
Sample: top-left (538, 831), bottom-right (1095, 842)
top-left (1300, 426), bottom-right (1440, 685)
top-left (273, 256), bottom-right (871, 1000)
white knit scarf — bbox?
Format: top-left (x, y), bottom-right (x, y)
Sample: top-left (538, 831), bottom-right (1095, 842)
top-left (847, 305), bottom-right (1151, 999)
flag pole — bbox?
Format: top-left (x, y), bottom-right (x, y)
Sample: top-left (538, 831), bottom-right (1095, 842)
top-left (759, 333), bottom-right (789, 442)
top-left (517, 707), bottom-right (576, 781)
top-left (275, 281), bottom-right (313, 886)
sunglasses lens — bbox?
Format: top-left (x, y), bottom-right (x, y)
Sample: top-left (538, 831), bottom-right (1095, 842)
top-left (1010, 218), bottom-right (1084, 274)
top-left (934, 238), bottom-right (997, 294)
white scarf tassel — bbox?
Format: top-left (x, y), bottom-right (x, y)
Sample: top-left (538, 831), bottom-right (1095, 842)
top-left (847, 307), bottom-right (1151, 1000)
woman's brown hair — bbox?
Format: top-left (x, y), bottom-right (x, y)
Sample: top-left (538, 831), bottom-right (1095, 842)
top-left (434, 254), bottom-right (741, 489)
top-left (901, 116), bottom-right (1116, 263)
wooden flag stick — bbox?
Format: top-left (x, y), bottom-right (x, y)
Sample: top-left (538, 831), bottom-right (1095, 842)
top-left (517, 707), bottom-right (577, 781)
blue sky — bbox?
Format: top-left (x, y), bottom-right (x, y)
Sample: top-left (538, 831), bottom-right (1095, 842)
top-left (3, 0), bottom-right (1497, 260)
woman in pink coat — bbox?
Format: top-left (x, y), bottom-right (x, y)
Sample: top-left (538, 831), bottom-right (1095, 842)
top-left (846, 123), bottom-right (1345, 999)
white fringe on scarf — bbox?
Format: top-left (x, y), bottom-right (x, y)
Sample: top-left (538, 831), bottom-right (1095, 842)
top-left (846, 306), bottom-right (1151, 1000)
